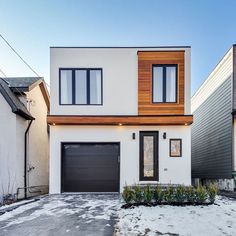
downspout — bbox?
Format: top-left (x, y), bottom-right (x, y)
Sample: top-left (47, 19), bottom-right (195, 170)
top-left (24, 120), bottom-right (33, 199)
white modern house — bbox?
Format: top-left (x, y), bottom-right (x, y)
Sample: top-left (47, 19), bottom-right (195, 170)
top-left (48, 47), bottom-right (193, 193)
top-left (0, 77), bottom-right (49, 201)
top-left (192, 45), bottom-right (236, 190)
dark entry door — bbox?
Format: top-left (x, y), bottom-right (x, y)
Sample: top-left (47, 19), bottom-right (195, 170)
top-left (61, 143), bottom-right (120, 192)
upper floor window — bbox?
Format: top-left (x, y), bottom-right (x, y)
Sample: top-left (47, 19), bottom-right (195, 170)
top-left (60, 68), bottom-right (102, 105)
top-left (152, 65), bottom-right (177, 103)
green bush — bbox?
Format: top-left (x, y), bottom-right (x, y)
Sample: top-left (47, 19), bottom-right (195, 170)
top-left (175, 185), bottom-right (186, 203)
top-left (133, 185), bottom-right (143, 203)
top-left (143, 185), bottom-right (153, 203)
top-left (195, 184), bottom-right (207, 204)
top-left (207, 183), bottom-right (218, 203)
top-left (153, 185), bottom-right (164, 203)
top-left (122, 184), bottom-right (218, 206)
top-left (122, 186), bottom-right (133, 203)
top-left (186, 186), bottom-right (195, 203)
top-left (164, 185), bottom-right (174, 204)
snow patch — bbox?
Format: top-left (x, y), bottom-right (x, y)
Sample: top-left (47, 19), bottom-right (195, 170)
top-left (115, 196), bottom-right (236, 236)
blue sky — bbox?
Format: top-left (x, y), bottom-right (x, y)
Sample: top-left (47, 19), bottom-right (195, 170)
top-left (0, 0), bottom-right (236, 94)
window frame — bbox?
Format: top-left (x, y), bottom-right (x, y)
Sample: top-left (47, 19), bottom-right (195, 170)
top-left (169, 138), bottom-right (182, 157)
top-left (152, 64), bottom-right (178, 103)
top-left (59, 68), bottom-right (103, 105)
top-left (139, 131), bottom-right (159, 181)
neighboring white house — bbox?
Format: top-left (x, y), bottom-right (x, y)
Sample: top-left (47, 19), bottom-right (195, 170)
top-left (0, 77), bottom-right (49, 201)
top-left (48, 47), bottom-right (193, 193)
top-left (191, 45), bottom-right (236, 190)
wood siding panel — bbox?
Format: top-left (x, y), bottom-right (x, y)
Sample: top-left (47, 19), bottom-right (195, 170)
top-left (47, 115), bottom-right (193, 126)
top-left (138, 51), bottom-right (185, 115)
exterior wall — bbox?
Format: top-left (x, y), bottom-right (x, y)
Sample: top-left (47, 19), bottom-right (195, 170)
top-left (0, 85), bottom-right (49, 202)
top-left (50, 125), bottom-right (191, 194)
top-left (50, 47), bottom-right (191, 116)
top-left (138, 51), bottom-right (185, 115)
top-left (191, 48), bottom-right (233, 180)
top-left (0, 93), bottom-right (26, 200)
top-left (233, 119), bottom-right (236, 171)
top-left (26, 86), bottom-right (49, 189)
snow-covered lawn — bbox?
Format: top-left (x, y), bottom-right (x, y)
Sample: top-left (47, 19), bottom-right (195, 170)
top-left (115, 196), bottom-right (236, 236)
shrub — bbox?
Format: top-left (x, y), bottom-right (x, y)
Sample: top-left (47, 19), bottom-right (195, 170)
top-left (175, 185), bottom-right (186, 203)
top-left (153, 185), bottom-right (164, 203)
top-left (207, 183), bottom-right (218, 203)
top-left (164, 185), bottom-right (174, 204)
top-left (195, 184), bottom-right (207, 204)
top-left (143, 185), bottom-right (153, 203)
top-left (122, 186), bottom-right (133, 203)
top-left (133, 185), bottom-right (143, 203)
top-left (185, 186), bottom-right (195, 203)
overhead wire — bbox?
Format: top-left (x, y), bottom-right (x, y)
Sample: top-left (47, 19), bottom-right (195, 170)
top-left (0, 34), bottom-right (50, 88)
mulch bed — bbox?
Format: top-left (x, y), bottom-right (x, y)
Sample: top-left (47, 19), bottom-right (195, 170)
top-left (121, 202), bottom-right (215, 209)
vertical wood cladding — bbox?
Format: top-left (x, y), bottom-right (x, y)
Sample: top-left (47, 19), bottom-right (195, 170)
top-left (138, 51), bottom-right (185, 115)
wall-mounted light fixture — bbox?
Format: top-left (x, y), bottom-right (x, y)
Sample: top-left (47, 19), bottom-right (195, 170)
top-left (132, 133), bottom-right (136, 140)
top-left (163, 132), bottom-right (167, 139)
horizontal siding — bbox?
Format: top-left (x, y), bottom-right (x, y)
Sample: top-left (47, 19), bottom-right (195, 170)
top-left (233, 45), bottom-right (236, 109)
top-left (192, 76), bottom-right (233, 179)
top-left (192, 48), bottom-right (233, 113)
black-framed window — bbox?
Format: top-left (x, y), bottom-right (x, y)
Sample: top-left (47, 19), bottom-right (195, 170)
top-left (59, 68), bottom-right (103, 105)
top-left (139, 131), bottom-right (159, 181)
top-left (152, 65), bottom-right (177, 103)
top-left (169, 139), bottom-right (182, 157)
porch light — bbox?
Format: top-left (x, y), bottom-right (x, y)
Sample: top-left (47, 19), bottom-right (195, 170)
top-left (52, 123), bottom-right (56, 126)
top-left (118, 123), bottom-right (122, 126)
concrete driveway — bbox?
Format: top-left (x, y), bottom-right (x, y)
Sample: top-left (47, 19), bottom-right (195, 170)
top-left (0, 194), bottom-right (121, 236)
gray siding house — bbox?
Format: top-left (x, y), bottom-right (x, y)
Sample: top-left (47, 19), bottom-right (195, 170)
top-left (191, 45), bottom-right (236, 190)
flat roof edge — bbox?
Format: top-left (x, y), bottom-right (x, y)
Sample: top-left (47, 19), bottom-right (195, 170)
top-left (50, 46), bottom-right (191, 49)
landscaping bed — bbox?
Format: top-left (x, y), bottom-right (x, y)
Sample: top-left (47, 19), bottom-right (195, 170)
top-left (122, 184), bottom-right (218, 208)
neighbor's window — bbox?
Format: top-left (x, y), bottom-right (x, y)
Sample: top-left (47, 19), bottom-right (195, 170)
top-left (60, 68), bottom-right (102, 105)
top-left (152, 65), bottom-right (177, 103)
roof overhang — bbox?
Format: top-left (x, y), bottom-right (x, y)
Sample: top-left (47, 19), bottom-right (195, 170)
top-left (47, 115), bottom-right (193, 126)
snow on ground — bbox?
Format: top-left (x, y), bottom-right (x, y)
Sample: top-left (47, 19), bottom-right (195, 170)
top-left (0, 194), bottom-right (121, 229)
top-left (0, 195), bottom-right (236, 236)
top-left (0, 199), bottom-right (36, 211)
top-left (115, 196), bottom-right (236, 236)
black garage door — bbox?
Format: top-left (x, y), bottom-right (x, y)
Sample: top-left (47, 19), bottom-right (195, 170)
top-left (61, 143), bottom-right (120, 192)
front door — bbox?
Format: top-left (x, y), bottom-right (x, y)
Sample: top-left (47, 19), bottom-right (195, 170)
top-left (139, 131), bottom-right (159, 181)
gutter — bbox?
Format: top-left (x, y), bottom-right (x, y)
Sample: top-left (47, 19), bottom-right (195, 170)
top-left (24, 120), bottom-right (33, 199)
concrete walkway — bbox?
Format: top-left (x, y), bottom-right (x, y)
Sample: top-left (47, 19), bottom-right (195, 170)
top-left (0, 194), bottom-right (121, 236)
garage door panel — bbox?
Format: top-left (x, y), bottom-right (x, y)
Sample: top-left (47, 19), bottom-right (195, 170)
top-left (62, 143), bottom-right (120, 192)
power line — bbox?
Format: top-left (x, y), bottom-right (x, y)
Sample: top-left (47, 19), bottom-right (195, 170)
top-left (0, 34), bottom-right (50, 88)
top-left (0, 34), bottom-right (41, 77)
top-left (0, 68), bottom-right (6, 77)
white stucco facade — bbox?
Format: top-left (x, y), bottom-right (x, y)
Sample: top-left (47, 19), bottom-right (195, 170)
top-left (0, 92), bottom-right (25, 199)
top-left (49, 47), bottom-right (192, 193)
top-left (50, 125), bottom-right (191, 193)
top-left (50, 47), bottom-right (191, 115)
top-left (0, 85), bottom-right (49, 200)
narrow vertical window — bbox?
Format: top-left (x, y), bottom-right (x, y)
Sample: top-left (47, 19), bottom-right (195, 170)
top-left (143, 136), bottom-right (154, 177)
top-left (166, 67), bottom-right (176, 102)
top-left (90, 70), bottom-right (102, 104)
top-left (153, 67), bottom-right (163, 102)
top-left (140, 131), bottom-right (158, 181)
top-left (75, 70), bottom-right (87, 104)
top-left (152, 65), bottom-right (177, 103)
top-left (60, 70), bottom-right (72, 104)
